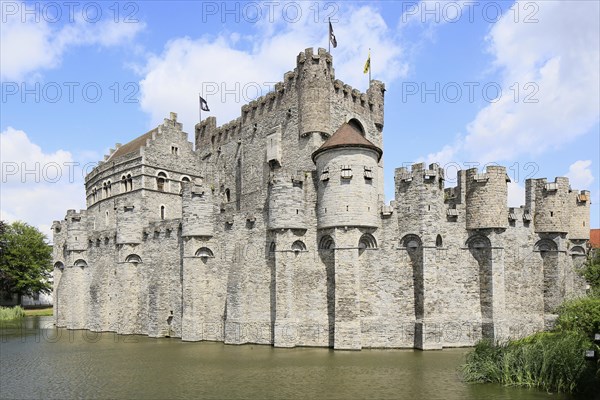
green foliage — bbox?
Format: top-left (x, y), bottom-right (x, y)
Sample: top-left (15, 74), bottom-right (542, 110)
top-left (0, 221), bottom-right (52, 299)
top-left (556, 297), bottom-right (600, 337)
top-left (462, 332), bottom-right (598, 395)
top-left (579, 250), bottom-right (600, 295)
top-left (0, 306), bottom-right (25, 320)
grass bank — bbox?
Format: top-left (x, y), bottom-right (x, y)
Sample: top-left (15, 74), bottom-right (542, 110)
top-left (461, 296), bottom-right (600, 396)
top-left (24, 307), bottom-right (53, 317)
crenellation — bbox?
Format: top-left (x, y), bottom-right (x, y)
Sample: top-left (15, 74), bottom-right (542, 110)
top-left (53, 48), bottom-right (590, 350)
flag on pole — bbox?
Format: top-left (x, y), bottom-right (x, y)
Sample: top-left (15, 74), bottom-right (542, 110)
top-left (199, 95), bottom-right (210, 111)
top-left (329, 18), bottom-right (337, 49)
top-left (363, 50), bottom-right (371, 74)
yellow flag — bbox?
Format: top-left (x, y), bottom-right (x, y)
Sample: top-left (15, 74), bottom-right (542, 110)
top-left (363, 51), bottom-right (371, 74)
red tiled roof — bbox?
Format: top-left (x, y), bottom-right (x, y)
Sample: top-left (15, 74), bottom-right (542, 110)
top-left (108, 128), bottom-right (157, 161)
top-left (590, 229), bottom-right (600, 249)
top-left (312, 123), bottom-right (382, 162)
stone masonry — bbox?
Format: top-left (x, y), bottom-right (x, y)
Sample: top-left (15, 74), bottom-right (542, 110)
top-left (52, 48), bottom-right (591, 350)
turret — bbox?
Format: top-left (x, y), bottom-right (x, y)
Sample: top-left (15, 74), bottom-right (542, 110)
top-left (570, 190), bottom-right (591, 240)
top-left (296, 48), bottom-right (333, 138)
top-left (313, 123), bottom-right (382, 229)
top-left (65, 210), bottom-right (88, 251)
top-left (531, 177), bottom-right (571, 233)
top-left (116, 196), bottom-right (142, 244)
top-left (181, 182), bottom-right (215, 237)
top-left (465, 166), bottom-right (509, 230)
top-left (367, 80), bottom-right (385, 130)
top-left (267, 170), bottom-right (306, 230)
top-left (395, 163), bottom-right (445, 237)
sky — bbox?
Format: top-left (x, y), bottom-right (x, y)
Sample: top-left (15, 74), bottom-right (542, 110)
top-left (1, 0), bottom-right (599, 240)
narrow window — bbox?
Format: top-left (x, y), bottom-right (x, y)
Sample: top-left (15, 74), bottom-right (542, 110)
top-left (157, 172), bottom-right (167, 192)
top-left (225, 188), bottom-right (231, 202)
top-left (160, 205), bottom-right (165, 220)
top-left (127, 174), bottom-right (132, 191)
top-left (364, 166), bottom-right (373, 180)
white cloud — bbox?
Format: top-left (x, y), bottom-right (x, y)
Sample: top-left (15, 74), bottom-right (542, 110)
top-left (566, 160), bottom-right (594, 189)
top-left (1, 10), bottom-right (145, 80)
top-left (468, 0), bottom-right (600, 161)
top-left (421, 0), bottom-right (600, 164)
top-left (138, 5), bottom-right (407, 134)
top-left (1, 127), bottom-right (86, 240)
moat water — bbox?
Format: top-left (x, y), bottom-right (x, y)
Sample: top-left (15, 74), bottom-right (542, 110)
top-left (1, 317), bottom-right (560, 399)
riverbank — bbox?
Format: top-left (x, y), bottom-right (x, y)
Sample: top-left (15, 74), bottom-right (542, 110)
top-left (461, 296), bottom-right (600, 397)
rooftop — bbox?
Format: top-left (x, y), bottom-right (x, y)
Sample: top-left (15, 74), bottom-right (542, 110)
top-left (312, 123), bottom-right (382, 162)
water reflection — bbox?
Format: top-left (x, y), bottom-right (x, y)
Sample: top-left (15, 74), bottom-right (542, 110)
top-left (1, 317), bottom-right (555, 399)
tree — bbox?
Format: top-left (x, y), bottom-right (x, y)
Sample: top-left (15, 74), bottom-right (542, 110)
top-left (0, 221), bottom-right (52, 304)
top-left (579, 249), bottom-right (600, 296)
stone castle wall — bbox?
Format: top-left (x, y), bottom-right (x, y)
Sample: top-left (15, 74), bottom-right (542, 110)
top-left (52, 48), bottom-right (590, 350)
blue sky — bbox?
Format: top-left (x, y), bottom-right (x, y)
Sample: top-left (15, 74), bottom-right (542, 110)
top-left (1, 0), bottom-right (599, 238)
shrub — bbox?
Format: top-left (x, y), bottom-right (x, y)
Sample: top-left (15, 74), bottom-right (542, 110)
top-left (556, 297), bottom-right (600, 337)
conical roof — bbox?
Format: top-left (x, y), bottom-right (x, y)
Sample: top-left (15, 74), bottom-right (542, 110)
top-left (312, 123), bottom-right (382, 162)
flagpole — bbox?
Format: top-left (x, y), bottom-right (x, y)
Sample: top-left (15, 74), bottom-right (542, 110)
top-left (199, 93), bottom-right (202, 122)
top-left (328, 18), bottom-right (331, 53)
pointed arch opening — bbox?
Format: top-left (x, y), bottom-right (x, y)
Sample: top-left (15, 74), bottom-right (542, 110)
top-left (348, 118), bottom-right (365, 136)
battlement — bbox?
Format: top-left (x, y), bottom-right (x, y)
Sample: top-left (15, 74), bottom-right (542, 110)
top-left (195, 48), bottom-right (385, 152)
top-left (395, 163), bottom-right (445, 185)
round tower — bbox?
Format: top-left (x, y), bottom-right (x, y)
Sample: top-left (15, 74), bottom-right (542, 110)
top-left (296, 48), bottom-right (333, 138)
top-left (394, 163), bottom-right (445, 238)
top-left (267, 170), bottom-right (306, 230)
top-left (533, 177), bottom-right (571, 233)
top-left (181, 182), bottom-right (215, 237)
top-left (465, 166), bottom-right (509, 230)
top-left (313, 123), bottom-right (382, 229)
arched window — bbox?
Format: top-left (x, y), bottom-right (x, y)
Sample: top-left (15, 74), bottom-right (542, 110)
top-left (225, 188), bottom-right (231, 203)
top-left (534, 239), bottom-right (557, 253)
top-left (358, 233), bottom-right (377, 250)
top-left (466, 235), bottom-right (491, 249)
top-left (436, 235), bottom-right (443, 248)
top-left (127, 174), bottom-right (133, 191)
top-left (570, 246), bottom-right (586, 256)
top-left (125, 254), bottom-right (142, 264)
top-left (160, 205), bottom-right (165, 220)
top-left (92, 188), bottom-right (97, 202)
top-left (54, 261), bottom-right (65, 270)
top-left (319, 235), bottom-right (335, 250)
top-left (74, 259), bottom-right (88, 268)
top-left (157, 172), bottom-right (167, 192)
top-left (121, 175), bottom-right (127, 192)
top-left (269, 242), bottom-right (276, 255)
top-left (181, 176), bottom-right (190, 183)
top-left (195, 247), bottom-right (214, 258)
top-left (103, 182), bottom-right (107, 198)
top-left (107, 180), bottom-right (112, 196)
top-left (291, 240), bottom-right (307, 253)
top-left (402, 234), bottom-right (422, 250)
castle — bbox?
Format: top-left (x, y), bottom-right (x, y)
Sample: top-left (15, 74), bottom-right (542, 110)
top-left (51, 48), bottom-right (591, 350)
